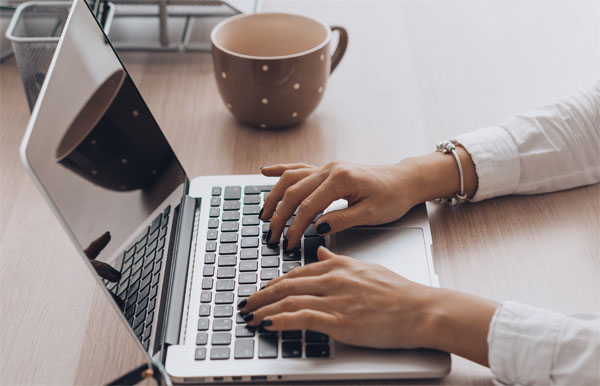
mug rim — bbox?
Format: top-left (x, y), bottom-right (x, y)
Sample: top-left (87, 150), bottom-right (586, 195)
top-left (210, 12), bottom-right (332, 60)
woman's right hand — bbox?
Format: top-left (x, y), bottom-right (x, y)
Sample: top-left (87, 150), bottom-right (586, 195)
top-left (260, 160), bottom-right (425, 249)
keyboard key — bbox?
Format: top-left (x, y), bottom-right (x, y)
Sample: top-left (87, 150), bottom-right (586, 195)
top-left (211, 332), bottom-right (231, 345)
top-left (145, 310), bottom-right (154, 328)
top-left (209, 207), bottom-right (220, 217)
top-left (304, 237), bottom-right (325, 264)
top-left (205, 241), bottom-right (217, 252)
top-left (204, 253), bottom-right (216, 264)
top-left (203, 265), bottom-right (215, 277)
top-left (240, 249), bottom-right (258, 260)
top-left (242, 215), bottom-right (259, 226)
top-left (218, 255), bottom-right (236, 266)
top-left (212, 187), bottom-right (222, 196)
top-left (244, 195), bottom-right (260, 205)
top-left (217, 267), bottom-right (236, 279)
top-left (262, 223), bottom-right (270, 233)
top-left (223, 200), bottom-right (240, 211)
top-left (210, 197), bottom-right (221, 206)
top-left (241, 238), bottom-right (259, 248)
top-left (306, 330), bottom-right (329, 343)
top-left (214, 305), bottom-right (234, 318)
top-left (213, 319), bottom-right (233, 331)
top-left (282, 341), bottom-right (302, 358)
top-left (138, 284), bottom-right (151, 301)
top-left (222, 211), bottom-right (240, 221)
top-left (261, 257), bottom-right (280, 268)
top-left (199, 304), bottom-right (211, 317)
top-left (243, 205), bottom-right (260, 215)
top-left (239, 272), bottom-right (258, 284)
top-left (259, 185), bottom-right (274, 192)
top-left (239, 260), bottom-right (258, 271)
top-left (282, 262), bottom-right (301, 273)
top-left (235, 325), bottom-right (256, 337)
top-left (208, 218), bottom-right (219, 229)
top-left (238, 285), bottom-right (257, 297)
top-left (216, 279), bottom-right (235, 291)
top-left (242, 226), bottom-right (259, 237)
top-left (234, 338), bottom-right (255, 359)
top-left (210, 347), bottom-right (230, 360)
top-left (244, 185), bottom-right (261, 195)
top-left (304, 223), bottom-right (319, 237)
top-left (215, 292), bottom-right (234, 304)
top-left (258, 335), bottom-right (278, 358)
top-left (196, 332), bottom-right (208, 345)
top-left (260, 269), bottom-right (279, 280)
top-left (224, 186), bottom-right (241, 200)
top-left (198, 318), bottom-right (209, 331)
top-left (200, 291), bottom-right (212, 303)
top-left (220, 232), bottom-right (238, 244)
top-left (201, 278), bottom-right (213, 290)
top-left (207, 229), bottom-right (218, 240)
top-left (260, 281), bottom-right (269, 289)
top-left (283, 249), bottom-right (301, 261)
top-left (195, 347), bottom-right (207, 360)
top-left (219, 244), bottom-right (238, 255)
top-left (236, 312), bottom-right (245, 324)
top-left (282, 330), bottom-right (302, 340)
top-left (306, 344), bottom-right (330, 358)
top-left (221, 222), bottom-right (239, 232)
top-left (150, 285), bottom-right (158, 300)
top-left (261, 245), bottom-right (279, 256)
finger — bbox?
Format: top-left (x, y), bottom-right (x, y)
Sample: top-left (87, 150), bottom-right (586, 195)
top-left (268, 171), bottom-right (329, 245)
top-left (314, 202), bottom-right (371, 236)
top-left (284, 178), bottom-right (345, 249)
top-left (266, 247), bottom-right (337, 288)
top-left (258, 310), bottom-right (338, 335)
top-left (246, 295), bottom-right (330, 326)
top-left (260, 163), bottom-right (315, 177)
top-left (261, 168), bottom-right (316, 223)
top-left (90, 259), bottom-right (121, 282)
top-left (84, 231), bottom-right (111, 259)
top-left (241, 276), bottom-right (326, 313)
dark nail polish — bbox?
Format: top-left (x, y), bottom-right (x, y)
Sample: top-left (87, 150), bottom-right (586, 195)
top-left (266, 229), bottom-right (272, 243)
top-left (316, 221), bottom-right (331, 235)
top-left (259, 208), bottom-right (263, 220)
top-left (282, 238), bottom-right (288, 250)
top-left (237, 299), bottom-right (247, 309)
top-left (261, 319), bottom-right (273, 327)
top-left (243, 313), bottom-right (254, 322)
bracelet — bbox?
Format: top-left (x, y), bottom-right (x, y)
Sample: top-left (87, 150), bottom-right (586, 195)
top-left (434, 141), bottom-right (468, 206)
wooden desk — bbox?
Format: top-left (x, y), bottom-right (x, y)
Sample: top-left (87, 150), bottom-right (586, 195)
top-left (1, 0), bottom-right (598, 384)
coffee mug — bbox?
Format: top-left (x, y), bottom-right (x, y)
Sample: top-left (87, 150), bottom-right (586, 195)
top-left (211, 12), bottom-right (348, 128)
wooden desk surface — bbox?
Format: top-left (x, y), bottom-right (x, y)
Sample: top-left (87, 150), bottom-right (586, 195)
top-left (1, 0), bottom-right (598, 384)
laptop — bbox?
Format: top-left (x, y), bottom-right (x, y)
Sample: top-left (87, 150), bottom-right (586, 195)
top-left (20, 0), bottom-right (450, 382)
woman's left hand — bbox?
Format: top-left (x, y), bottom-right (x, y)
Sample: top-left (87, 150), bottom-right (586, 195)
top-left (239, 246), bottom-right (437, 349)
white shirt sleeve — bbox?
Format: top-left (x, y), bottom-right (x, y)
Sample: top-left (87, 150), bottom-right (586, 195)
top-left (487, 301), bottom-right (600, 385)
top-left (452, 80), bottom-right (600, 202)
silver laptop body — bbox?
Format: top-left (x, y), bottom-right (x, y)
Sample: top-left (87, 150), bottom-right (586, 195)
top-left (20, 0), bottom-right (450, 382)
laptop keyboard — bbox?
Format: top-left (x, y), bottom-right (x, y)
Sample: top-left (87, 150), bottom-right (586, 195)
top-left (104, 205), bottom-right (171, 350)
top-left (195, 185), bottom-right (331, 361)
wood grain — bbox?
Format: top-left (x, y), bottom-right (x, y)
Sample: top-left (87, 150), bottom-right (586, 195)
top-left (1, 0), bottom-right (599, 384)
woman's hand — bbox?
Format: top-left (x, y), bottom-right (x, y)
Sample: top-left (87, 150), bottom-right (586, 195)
top-left (260, 161), bottom-right (424, 249)
top-left (240, 246), bottom-right (437, 349)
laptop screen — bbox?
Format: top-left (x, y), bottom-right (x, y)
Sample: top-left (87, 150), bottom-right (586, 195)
top-left (22, 1), bottom-right (186, 271)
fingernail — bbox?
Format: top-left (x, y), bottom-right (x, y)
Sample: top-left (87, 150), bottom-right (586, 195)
top-left (107, 266), bottom-right (122, 282)
top-left (266, 229), bottom-right (272, 243)
top-left (282, 237), bottom-right (288, 250)
top-left (260, 166), bottom-right (265, 170)
top-left (243, 313), bottom-right (254, 322)
top-left (261, 319), bottom-right (273, 327)
top-left (237, 299), bottom-right (247, 309)
top-left (316, 221), bottom-right (331, 235)
top-left (259, 208), bottom-right (263, 220)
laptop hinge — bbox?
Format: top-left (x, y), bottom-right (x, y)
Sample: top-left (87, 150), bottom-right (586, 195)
top-left (163, 195), bottom-right (197, 348)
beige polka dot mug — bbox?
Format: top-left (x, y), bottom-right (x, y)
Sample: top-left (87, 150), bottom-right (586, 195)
top-left (210, 13), bottom-right (348, 129)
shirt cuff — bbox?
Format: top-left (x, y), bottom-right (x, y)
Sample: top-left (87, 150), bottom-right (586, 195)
top-left (451, 126), bottom-right (520, 202)
top-left (487, 301), bottom-right (566, 386)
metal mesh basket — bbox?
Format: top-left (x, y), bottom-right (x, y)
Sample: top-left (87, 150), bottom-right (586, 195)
top-left (6, 1), bottom-right (71, 109)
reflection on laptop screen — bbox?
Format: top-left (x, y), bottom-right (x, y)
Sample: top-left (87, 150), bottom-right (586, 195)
top-left (23, 1), bottom-right (186, 270)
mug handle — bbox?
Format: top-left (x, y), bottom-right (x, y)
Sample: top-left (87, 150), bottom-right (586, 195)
top-left (330, 26), bottom-right (348, 74)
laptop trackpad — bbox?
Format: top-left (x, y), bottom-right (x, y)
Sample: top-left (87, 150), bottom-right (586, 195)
top-left (335, 227), bottom-right (432, 286)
